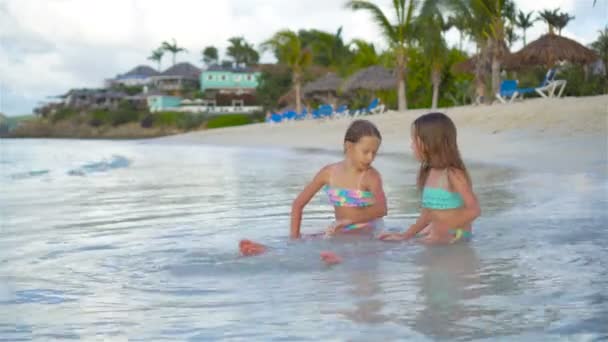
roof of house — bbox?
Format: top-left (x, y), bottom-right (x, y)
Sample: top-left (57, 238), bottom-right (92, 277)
top-left (117, 65), bottom-right (159, 79)
top-left (160, 62), bottom-right (201, 79)
top-left (204, 65), bottom-right (257, 73)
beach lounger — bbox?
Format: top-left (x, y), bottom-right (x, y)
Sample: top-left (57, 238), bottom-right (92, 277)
top-left (496, 80), bottom-right (534, 103)
top-left (270, 113), bottom-right (283, 124)
top-left (318, 104), bottom-right (333, 119)
top-left (535, 69), bottom-right (567, 98)
top-left (333, 105), bottom-right (349, 119)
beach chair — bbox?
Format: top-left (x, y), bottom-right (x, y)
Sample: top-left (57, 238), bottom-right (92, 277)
top-left (282, 110), bottom-right (297, 122)
top-left (496, 80), bottom-right (534, 103)
top-left (311, 109), bottom-right (322, 119)
top-left (535, 69), bottom-right (567, 98)
top-left (270, 113), bottom-right (283, 124)
top-left (333, 104), bottom-right (349, 119)
top-left (350, 98), bottom-right (384, 116)
top-left (295, 109), bottom-right (308, 120)
top-left (318, 104), bottom-right (334, 119)
top-left (367, 98), bottom-right (379, 114)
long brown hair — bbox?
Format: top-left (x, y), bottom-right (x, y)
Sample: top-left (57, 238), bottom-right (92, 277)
top-left (412, 112), bottom-right (470, 191)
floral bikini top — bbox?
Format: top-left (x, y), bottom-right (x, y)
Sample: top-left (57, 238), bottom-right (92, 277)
top-left (324, 165), bottom-right (375, 207)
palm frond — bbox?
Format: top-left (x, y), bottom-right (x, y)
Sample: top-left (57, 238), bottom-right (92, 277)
top-left (346, 1), bottom-right (396, 42)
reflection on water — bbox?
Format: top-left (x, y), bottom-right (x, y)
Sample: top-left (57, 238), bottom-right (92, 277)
top-left (0, 139), bottom-right (606, 340)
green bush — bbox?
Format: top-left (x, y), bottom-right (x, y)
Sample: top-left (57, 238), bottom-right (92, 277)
top-left (89, 109), bottom-right (109, 125)
top-left (250, 110), bottom-right (266, 123)
top-left (177, 113), bottom-right (206, 130)
top-left (108, 109), bottom-right (139, 126)
top-left (560, 65), bottom-right (606, 97)
top-left (206, 114), bottom-right (252, 129)
top-left (153, 111), bottom-right (181, 127)
top-left (140, 114), bottom-right (154, 128)
top-left (51, 107), bottom-right (78, 123)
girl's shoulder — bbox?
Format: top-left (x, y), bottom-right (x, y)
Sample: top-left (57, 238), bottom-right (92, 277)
top-left (445, 167), bottom-right (472, 189)
top-left (320, 162), bottom-right (340, 174)
top-left (317, 162), bottom-right (341, 183)
top-left (365, 166), bottom-right (382, 180)
top-left (426, 167), bottom-right (466, 189)
top-left (360, 166), bottom-right (383, 189)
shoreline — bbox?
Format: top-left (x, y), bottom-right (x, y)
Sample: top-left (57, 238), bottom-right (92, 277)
top-left (156, 95), bottom-right (608, 175)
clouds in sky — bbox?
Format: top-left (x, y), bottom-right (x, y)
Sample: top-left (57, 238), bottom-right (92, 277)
top-left (1, 0), bottom-right (605, 116)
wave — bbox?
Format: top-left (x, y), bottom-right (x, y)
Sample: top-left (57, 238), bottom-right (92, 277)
top-left (67, 155), bottom-right (130, 176)
top-left (9, 169), bottom-right (50, 179)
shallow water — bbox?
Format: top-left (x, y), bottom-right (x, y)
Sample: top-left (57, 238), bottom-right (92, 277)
top-left (0, 139), bottom-right (606, 341)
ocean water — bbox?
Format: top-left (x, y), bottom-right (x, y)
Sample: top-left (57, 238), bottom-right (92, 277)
top-left (0, 138), bottom-right (606, 341)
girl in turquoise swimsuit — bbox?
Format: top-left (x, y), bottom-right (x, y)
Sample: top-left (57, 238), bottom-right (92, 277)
top-left (240, 120), bottom-right (388, 259)
top-left (378, 112), bottom-right (480, 245)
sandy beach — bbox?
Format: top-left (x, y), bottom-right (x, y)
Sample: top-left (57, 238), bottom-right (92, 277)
top-left (160, 95), bottom-right (608, 173)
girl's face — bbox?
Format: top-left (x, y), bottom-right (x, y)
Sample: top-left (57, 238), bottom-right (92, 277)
top-left (346, 136), bottom-right (381, 171)
top-left (410, 128), bottom-right (423, 162)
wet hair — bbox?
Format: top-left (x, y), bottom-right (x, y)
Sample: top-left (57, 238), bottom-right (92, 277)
top-left (411, 112), bottom-right (470, 191)
top-left (344, 119), bottom-right (382, 148)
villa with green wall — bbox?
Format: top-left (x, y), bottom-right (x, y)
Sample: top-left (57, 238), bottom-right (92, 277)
top-left (200, 66), bottom-right (260, 94)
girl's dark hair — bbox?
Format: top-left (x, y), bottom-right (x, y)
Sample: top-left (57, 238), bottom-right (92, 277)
top-left (344, 119), bottom-right (382, 145)
top-left (412, 112), bottom-right (471, 191)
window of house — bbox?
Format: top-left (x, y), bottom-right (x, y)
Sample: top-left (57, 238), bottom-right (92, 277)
top-left (246, 75), bottom-right (252, 81)
top-left (221, 75), bottom-right (226, 81)
top-left (208, 75), bottom-right (213, 80)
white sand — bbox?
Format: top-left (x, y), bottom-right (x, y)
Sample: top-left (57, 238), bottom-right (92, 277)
top-left (159, 95), bottom-right (608, 173)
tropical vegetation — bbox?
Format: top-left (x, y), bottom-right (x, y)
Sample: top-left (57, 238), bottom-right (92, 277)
top-left (9, 0), bottom-right (606, 139)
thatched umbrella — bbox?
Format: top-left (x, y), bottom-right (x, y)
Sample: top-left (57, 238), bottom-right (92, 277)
top-left (302, 72), bottom-right (343, 106)
top-left (342, 66), bottom-right (396, 92)
top-left (277, 88), bottom-right (304, 109)
top-left (452, 40), bottom-right (510, 74)
top-left (452, 54), bottom-right (485, 74)
top-left (505, 34), bottom-right (598, 68)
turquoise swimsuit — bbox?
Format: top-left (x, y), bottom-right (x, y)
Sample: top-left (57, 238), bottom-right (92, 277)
top-left (420, 169), bottom-right (472, 242)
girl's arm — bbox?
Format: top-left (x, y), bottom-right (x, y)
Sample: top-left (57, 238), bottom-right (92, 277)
top-left (377, 208), bottom-right (430, 241)
top-left (401, 208), bottom-right (432, 239)
top-left (338, 168), bottom-right (388, 224)
top-left (290, 166), bottom-right (330, 239)
top-left (433, 169), bottom-right (481, 233)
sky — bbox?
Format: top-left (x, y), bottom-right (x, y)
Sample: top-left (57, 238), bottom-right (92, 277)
top-left (0, 0), bottom-right (606, 116)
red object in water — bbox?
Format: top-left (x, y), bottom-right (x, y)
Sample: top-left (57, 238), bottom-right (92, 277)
top-left (239, 239), bottom-right (267, 256)
top-left (320, 251), bottom-right (342, 265)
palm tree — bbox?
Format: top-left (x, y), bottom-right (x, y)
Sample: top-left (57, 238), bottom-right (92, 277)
top-left (515, 10), bottom-right (535, 45)
top-left (299, 27), bottom-right (352, 75)
top-left (448, 14), bottom-right (469, 51)
top-left (538, 9), bottom-right (560, 35)
top-left (448, 0), bottom-right (510, 103)
top-left (161, 38), bottom-right (187, 66)
top-left (202, 46), bottom-right (218, 66)
top-left (505, 26), bottom-right (519, 48)
top-left (349, 39), bottom-right (380, 70)
top-left (147, 48), bottom-right (164, 71)
top-left (554, 12), bottom-right (575, 36)
top-left (262, 30), bottom-right (313, 113)
top-left (227, 37), bottom-right (259, 68)
top-left (591, 26), bottom-right (608, 79)
top-left (346, 0), bottom-right (417, 111)
top-left (502, 0), bottom-right (517, 24)
top-left (417, 0), bottom-right (450, 109)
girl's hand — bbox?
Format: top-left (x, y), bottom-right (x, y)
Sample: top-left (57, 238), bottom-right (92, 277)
top-left (377, 232), bottom-right (406, 241)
